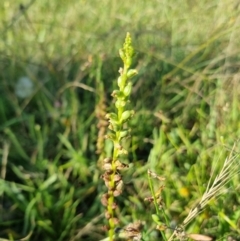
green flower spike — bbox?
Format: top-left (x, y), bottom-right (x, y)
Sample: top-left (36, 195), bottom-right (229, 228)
top-left (101, 33), bottom-right (138, 241)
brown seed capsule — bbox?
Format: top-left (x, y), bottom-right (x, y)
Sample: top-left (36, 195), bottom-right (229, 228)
top-left (115, 160), bottom-right (129, 170)
top-left (103, 162), bottom-right (112, 172)
top-left (104, 180), bottom-right (112, 190)
top-left (144, 196), bottom-right (154, 203)
top-left (102, 225), bottom-right (109, 232)
top-left (101, 193), bottom-right (111, 206)
top-left (111, 202), bottom-right (118, 209)
top-left (104, 157), bottom-right (112, 163)
top-left (113, 189), bottom-right (122, 197)
top-left (117, 227), bottom-right (141, 240)
top-left (111, 217), bottom-right (120, 225)
top-left (115, 180), bottom-right (124, 192)
top-left (113, 173), bottom-right (122, 182)
top-left (148, 169), bottom-right (165, 181)
top-left (101, 173), bottom-right (110, 182)
top-left (105, 211), bottom-right (111, 219)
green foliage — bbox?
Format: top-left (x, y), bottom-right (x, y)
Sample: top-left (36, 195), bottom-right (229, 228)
top-left (0, 1), bottom-right (240, 241)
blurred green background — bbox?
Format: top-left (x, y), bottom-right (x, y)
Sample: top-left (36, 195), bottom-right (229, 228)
top-left (0, 0), bottom-right (240, 240)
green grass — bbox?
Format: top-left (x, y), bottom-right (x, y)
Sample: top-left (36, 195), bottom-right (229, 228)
top-left (0, 0), bottom-right (240, 240)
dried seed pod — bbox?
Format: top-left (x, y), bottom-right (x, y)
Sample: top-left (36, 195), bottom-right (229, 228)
top-left (156, 224), bottom-right (168, 231)
top-left (103, 162), bottom-right (112, 172)
top-left (144, 196), bottom-right (154, 203)
top-left (105, 211), bottom-right (111, 219)
top-left (115, 180), bottom-right (124, 193)
top-left (115, 160), bottom-right (129, 170)
top-left (101, 193), bottom-right (109, 206)
top-left (115, 143), bottom-right (123, 150)
top-left (104, 181), bottom-right (112, 190)
top-left (112, 217), bottom-right (120, 225)
top-left (101, 173), bottom-right (110, 182)
top-left (113, 173), bottom-right (122, 182)
top-left (102, 225), bottom-right (109, 232)
top-left (111, 202), bottom-right (118, 209)
top-left (115, 225), bottom-right (142, 240)
top-left (148, 169), bottom-right (165, 181)
top-left (113, 189), bottom-right (122, 197)
top-left (103, 157), bottom-right (112, 163)
top-left (101, 173), bottom-right (113, 190)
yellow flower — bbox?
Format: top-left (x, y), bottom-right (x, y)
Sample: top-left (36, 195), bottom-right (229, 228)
top-left (179, 187), bottom-right (190, 198)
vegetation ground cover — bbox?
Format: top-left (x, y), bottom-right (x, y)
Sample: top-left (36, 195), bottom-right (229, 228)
top-left (0, 0), bottom-right (240, 240)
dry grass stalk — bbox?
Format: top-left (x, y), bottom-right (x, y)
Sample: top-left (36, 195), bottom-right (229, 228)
top-left (168, 144), bottom-right (240, 241)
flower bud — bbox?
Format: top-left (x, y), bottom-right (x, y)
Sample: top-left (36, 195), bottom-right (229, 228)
top-left (111, 90), bottom-right (120, 98)
top-left (119, 148), bottom-right (128, 155)
top-left (119, 130), bottom-right (128, 138)
top-left (118, 75), bottom-right (127, 89)
top-left (121, 110), bottom-right (132, 122)
top-left (106, 113), bottom-right (118, 122)
top-left (127, 69), bottom-right (138, 78)
top-left (125, 58), bottom-right (132, 68)
top-left (108, 122), bottom-right (119, 132)
top-left (115, 99), bottom-right (126, 109)
top-left (123, 82), bottom-right (132, 97)
top-left (119, 49), bottom-right (125, 60)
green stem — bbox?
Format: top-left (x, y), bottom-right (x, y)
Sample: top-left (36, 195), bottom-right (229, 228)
top-left (147, 172), bottom-right (159, 215)
top-left (147, 172), bottom-right (167, 241)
